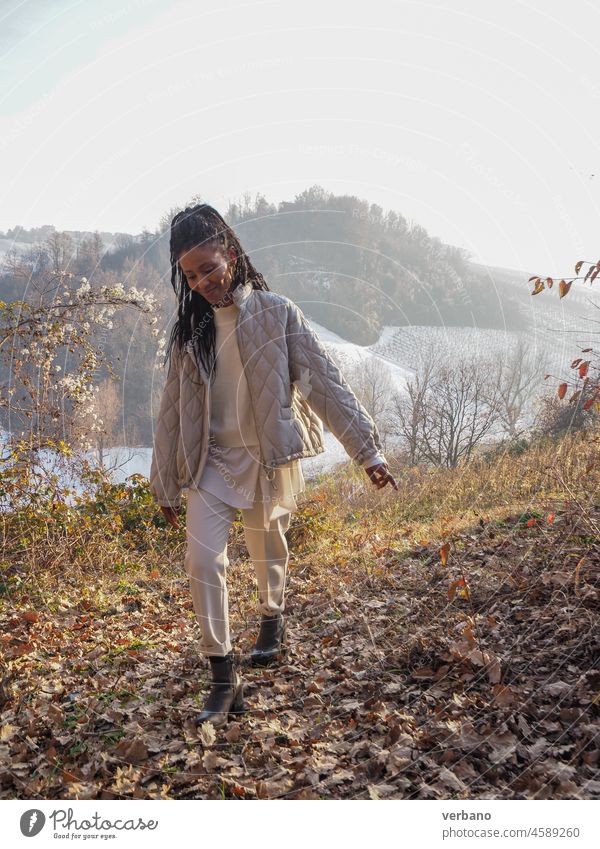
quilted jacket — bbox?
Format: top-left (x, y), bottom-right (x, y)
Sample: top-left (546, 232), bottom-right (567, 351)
top-left (149, 278), bottom-right (387, 509)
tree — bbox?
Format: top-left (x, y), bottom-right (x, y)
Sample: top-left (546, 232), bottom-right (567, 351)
top-left (46, 231), bottom-right (75, 275)
top-left (532, 385), bottom-right (600, 439)
top-left (392, 344), bottom-right (501, 468)
top-left (342, 354), bottom-right (396, 453)
top-left (75, 231), bottom-right (104, 277)
top-left (391, 354), bottom-right (440, 466)
top-left (490, 337), bottom-right (549, 439)
top-left (0, 266), bottom-right (159, 508)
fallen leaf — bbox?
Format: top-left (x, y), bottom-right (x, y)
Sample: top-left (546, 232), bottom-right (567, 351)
top-left (198, 722), bottom-right (217, 747)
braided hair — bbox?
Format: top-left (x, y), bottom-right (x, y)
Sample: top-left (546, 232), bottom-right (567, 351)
top-left (164, 203), bottom-right (270, 383)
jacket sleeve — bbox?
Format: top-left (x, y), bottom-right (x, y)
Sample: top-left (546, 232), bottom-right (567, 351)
top-left (360, 449), bottom-right (388, 469)
top-left (149, 344), bottom-right (183, 509)
top-left (286, 300), bottom-right (387, 468)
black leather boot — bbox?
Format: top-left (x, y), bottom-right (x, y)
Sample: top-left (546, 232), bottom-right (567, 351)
top-left (195, 651), bottom-right (245, 728)
top-left (250, 613), bottom-right (287, 666)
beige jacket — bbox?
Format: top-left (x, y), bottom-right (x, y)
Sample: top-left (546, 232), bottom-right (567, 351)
top-left (149, 279), bottom-right (387, 508)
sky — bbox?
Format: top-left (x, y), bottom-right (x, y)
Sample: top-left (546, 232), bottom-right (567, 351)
top-left (0, 0), bottom-right (599, 277)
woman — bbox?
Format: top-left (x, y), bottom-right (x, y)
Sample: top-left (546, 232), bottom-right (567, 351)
top-left (149, 204), bottom-right (398, 728)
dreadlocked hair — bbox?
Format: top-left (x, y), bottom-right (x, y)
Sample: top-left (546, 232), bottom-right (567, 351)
top-left (164, 203), bottom-right (270, 384)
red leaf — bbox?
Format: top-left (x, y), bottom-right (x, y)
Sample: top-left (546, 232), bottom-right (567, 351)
top-left (9, 642), bottom-right (34, 657)
top-left (22, 611), bottom-right (39, 623)
top-left (557, 383), bottom-right (568, 400)
top-left (448, 577), bottom-right (469, 601)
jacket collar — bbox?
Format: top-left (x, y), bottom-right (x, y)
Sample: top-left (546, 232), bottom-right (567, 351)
top-left (230, 278), bottom-right (254, 308)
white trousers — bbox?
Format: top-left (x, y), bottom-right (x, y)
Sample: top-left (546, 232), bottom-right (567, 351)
top-left (184, 485), bottom-right (292, 657)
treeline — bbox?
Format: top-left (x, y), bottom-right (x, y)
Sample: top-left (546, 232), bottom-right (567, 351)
top-left (0, 186), bottom-right (526, 446)
top-left (105, 185), bottom-right (526, 342)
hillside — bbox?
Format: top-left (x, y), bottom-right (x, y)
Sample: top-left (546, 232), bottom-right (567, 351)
top-left (0, 428), bottom-right (598, 800)
top-left (1, 196), bottom-right (598, 450)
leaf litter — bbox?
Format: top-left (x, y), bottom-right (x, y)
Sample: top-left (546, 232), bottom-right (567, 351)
top-left (0, 501), bottom-right (598, 800)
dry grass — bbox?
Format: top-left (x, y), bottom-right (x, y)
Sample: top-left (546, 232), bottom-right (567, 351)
top-left (1, 427), bottom-right (599, 799)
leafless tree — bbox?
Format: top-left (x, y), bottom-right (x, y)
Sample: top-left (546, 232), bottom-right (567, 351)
top-left (391, 357), bottom-right (435, 465)
top-left (46, 231), bottom-right (75, 276)
top-left (391, 344), bottom-right (501, 467)
top-left (342, 354), bottom-right (396, 452)
top-left (489, 337), bottom-right (548, 439)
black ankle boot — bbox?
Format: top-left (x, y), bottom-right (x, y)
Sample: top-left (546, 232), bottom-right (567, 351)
top-left (250, 613), bottom-right (287, 666)
top-left (196, 651), bottom-right (245, 728)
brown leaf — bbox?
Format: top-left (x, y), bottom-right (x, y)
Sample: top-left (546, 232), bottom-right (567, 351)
top-left (224, 724), bottom-right (241, 743)
top-left (367, 782), bottom-right (397, 798)
top-left (438, 767), bottom-right (467, 792)
top-left (21, 611), bottom-right (39, 623)
top-left (487, 730), bottom-right (518, 764)
top-left (486, 655), bottom-right (502, 684)
top-left (532, 280), bottom-right (545, 295)
top-left (255, 777), bottom-right (295, 799)
top-left (202, 750), bottom-right (230, 771)
top-left (559, 280), bottom-right (572, 299)
top-left (47, 704), bottom-right (64, 724)
top-left (113, 737), bottom-right (148, 764)
top-left (411, 666), bottom-right (435, 680)
top-left (492, 684), bottom-right (517, 706)
top-left (439, 542), bottom-right (450, 566)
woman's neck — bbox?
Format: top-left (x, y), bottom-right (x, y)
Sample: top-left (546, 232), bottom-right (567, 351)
top-left (213, 294), bottom-right (233, 309)
top-left (212, 283), bottom-right (238, 309)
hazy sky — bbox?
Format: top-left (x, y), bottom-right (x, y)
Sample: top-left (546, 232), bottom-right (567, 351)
top-left (1, 0), bottom-right (599, 276)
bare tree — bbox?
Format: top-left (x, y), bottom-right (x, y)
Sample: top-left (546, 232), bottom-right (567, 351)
top-left (342, 354), bottom-right (396, 452)
top-left (390, 341), bottom-right (448, 465)
top-left (391, 356), bottom-right (437, 465)
top-left (491, 337), bottom-right (548, 439)
top-left (46, 231), bottom-right (75, 276)
top-left (391, 345), bottom-right (501, 468)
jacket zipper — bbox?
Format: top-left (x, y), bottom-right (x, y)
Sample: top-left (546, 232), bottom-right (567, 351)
top-left (235, 306), bottom-right (278, 490)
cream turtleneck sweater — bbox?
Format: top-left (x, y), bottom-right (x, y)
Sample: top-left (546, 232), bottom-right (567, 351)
top-left (207, 301), bottom-right (260, 447)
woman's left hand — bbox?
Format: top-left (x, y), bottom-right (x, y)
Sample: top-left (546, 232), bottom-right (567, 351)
top-left (365, 462), bottom-right (399, 491)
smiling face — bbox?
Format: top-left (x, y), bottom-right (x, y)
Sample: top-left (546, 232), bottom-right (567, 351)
top-left (178, 243), bottom-right (237, 306)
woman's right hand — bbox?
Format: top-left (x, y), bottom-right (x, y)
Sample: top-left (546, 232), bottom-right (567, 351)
top-left (161, 505), bottom-right (182, 529)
